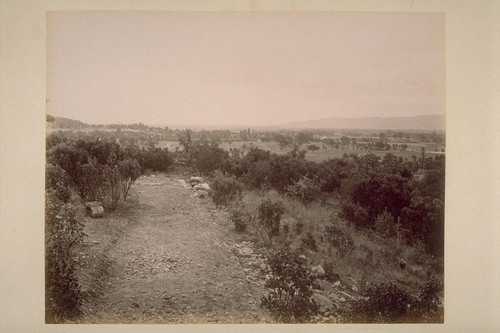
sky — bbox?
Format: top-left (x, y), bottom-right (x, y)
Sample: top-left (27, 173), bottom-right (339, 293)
top-left (46, 11), bottom-right (444, 127)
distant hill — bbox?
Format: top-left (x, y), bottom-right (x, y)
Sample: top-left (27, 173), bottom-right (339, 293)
top-left (279, 115), bottom-right (445, 131)
top-left (49, 116), bottom-right (89, 129)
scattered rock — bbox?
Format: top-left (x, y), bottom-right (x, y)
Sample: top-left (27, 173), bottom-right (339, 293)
top-left (312, 279), bottom-right (323, 290)
top-left (312, 293), bottom-right (333, 314)
top-left (194, 183), bottom-right (211, 191)
top-left (189, 176), bottom-right (204, 186)
top-left (194, 191), bottom-right (207, 198)
top-left (311, 265), bottom-right (326, 278)
top-left (236, 247), bottom-right (253, 257)
top-left (339, 291), bottom-right (357, 301)
top-left (85, 202), bottom-right (104, 218)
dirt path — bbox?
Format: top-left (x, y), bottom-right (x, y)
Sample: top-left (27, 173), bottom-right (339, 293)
top-left (78, 174), bottom-right (270, 323)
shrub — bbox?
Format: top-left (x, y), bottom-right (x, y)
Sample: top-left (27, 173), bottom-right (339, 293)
top-left (374, 210), bottom-right (396, 236)
top-left (338, 200), bottom-right (371, 228)
top-left (229, 205), bottom-right (251, 232)
top-left (261, 251), bottom-right (318, 323)
top-left (325, 223), bottom-right (354, 257)
top-left (118, 158), bottom-right (142, 200)
top-left (209, 171), bottom-right (243, 208)
top-left (45, 192), bottom-right (85, 322)
top-left (103, 165), bottom-right (121, 211)
top-left (286, 176), bottom-right (323, 204)
top-left (301, 231), bottom-right (318, 251)
top-left (46, 163), bottom-right (72, 203)
top-left (344, 279), bottom-right (443, 323)
top-left (323, 261), bottom-right (340, 282)
top-left (346, 283), bottom-right (417, 323)
top-left (294, 220), bottom-right (304, 235)
top-left (257, 199), bottom-right (285, 246)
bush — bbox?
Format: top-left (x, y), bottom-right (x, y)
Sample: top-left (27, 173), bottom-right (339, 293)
top-left (345, 280), bottom-right (443, 323)
top-left (257, 199), bottom-right (285, 246)
top-left (338, 200), bottom-right (371, 228)
top-left (118, 158), bottom-right (142, 200)
top-left (325, 223), bottom-right (354, 257)
top-left (346, 283), bottom-right (417, 323)
top-left (323, 261), bottom-right (340, 282)
top-left (286, 176), bottom-right (323, 204)
top-left (301, 231), bottom-right (318, 251)
top-left (229, 205), bottom-right (251, 232)
top-left (45, 192), bottom-right (85, 322)
top-left (209, 171), bottom-right (243, 208)
top-left (261, 251), bottom-right (318, 323)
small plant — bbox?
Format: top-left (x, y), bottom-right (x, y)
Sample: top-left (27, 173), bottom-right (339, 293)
top-left (346, 283), bottom-right (417, 323)
top-left (230, 205), bottom-right (251, 232)
top-left (257, 199), bottom-right (285, 246)
top-left (344, 279), bottom-right (443, 323)
top-left (301, 231), bottom-right (318, 251)
top-left (323, 261), bottom-right (340, 282)
top-left (261, 250), bottom-right (318, 323)
top-left (286, 176), bottom-right (323, 205)
top-left (118, 158), bottom-right (142, 200)
top-left (325, 223), bottom-right (354, 257)
top-left (294, 220), bottom-right (304, 235)
top-left (209, 171), bottom-right (243, 208)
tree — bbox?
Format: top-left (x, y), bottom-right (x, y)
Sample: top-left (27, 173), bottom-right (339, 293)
top-left (307, 144), bottom-right (320, 152)
top-left (118, 159), bottom-right (142, 200)
top-left (295, 131), bottom-right (314, 145)
top-left (178, 129), bottom-right (192, 153)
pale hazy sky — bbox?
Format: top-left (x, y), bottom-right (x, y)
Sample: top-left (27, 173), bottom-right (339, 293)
top-left (46, 11), bottom-right (444, 127)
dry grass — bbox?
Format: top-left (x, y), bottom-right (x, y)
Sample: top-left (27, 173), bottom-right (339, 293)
top-left (238, 188), bottom-right (442, 295)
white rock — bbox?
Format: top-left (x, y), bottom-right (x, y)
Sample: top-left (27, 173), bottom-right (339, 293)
top-left (194, 183), bottom-right (211, 191)
top-left (311, 265), bottom-right (326, 278)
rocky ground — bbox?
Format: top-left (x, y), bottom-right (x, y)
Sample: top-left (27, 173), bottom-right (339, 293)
top-left (73, 173), bottom-right (360, 323)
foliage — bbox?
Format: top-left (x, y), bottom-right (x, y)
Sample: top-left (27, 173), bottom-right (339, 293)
top-left (257, 199), bottom-right (285, 246)
top-left (374, 210), bottom-right (396, 237)
top-left (118, 158), bottom-right (142, 199)
top-left (325, 223), bottom-right (355, 257)
top-left (103, 165), bottom-right (122, 211)
top-left (138, 147), bottom-right (173, 172)
top-left (307, 144), bottom-right (320, 152)
top-left (261, 251), bottom-right (318, 323)
top-left (229, 205), bottom-right (252, 232)
top-left (301, 231), bottom-right (318, 251)
top-left (46, 163), bottom-right (72, 203)
top-left (209, 171), bottom-right (243, 208)
top-left (286, 176), bottom-right (323, 204)
top-left (346, 283), bottom-right (418, 323)
top-left (45, 189), bottom-right (85, 322)
top-left (345, 279), bottom-right (443, 323)
top-left (189, 140), bottom-right (229, 174)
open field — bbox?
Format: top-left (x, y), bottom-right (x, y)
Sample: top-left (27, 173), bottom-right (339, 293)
top-left (157, 139), bottom-right (445, 163)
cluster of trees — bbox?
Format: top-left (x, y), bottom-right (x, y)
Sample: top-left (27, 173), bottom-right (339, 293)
top-left (46, 136), bottom-right (146, 209)
top-left (182, 138), bottom-right (444, 257)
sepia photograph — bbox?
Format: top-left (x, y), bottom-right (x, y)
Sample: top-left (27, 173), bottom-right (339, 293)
top-left (44, 11), bottom-right (446, 324)
top-left (2, 0), bottom-right (499, 332)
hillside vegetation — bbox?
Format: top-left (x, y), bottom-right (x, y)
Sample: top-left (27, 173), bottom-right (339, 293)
top-left (45, 118), bottom-right (444, 323)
